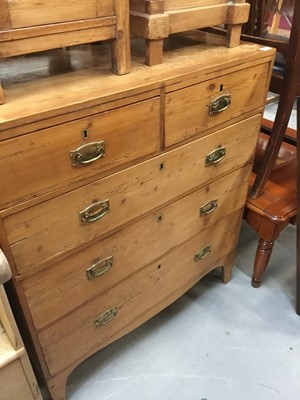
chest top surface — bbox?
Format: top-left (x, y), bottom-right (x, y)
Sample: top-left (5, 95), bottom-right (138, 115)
top-left (0, 31), bottom-right (275, 135)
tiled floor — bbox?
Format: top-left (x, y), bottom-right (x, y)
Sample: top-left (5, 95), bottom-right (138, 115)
top-left (66, 222), bottom-right (299, 400)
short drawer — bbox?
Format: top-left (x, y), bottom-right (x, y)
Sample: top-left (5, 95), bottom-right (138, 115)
top-left (23, 166), bottom-right (251, 330)
top-left (38, 208), bottom-right (243, 375)
top-left (165, 62), bottom-right (269, 146)
top-left (4, 114), bottom-right (260, 274)
top-left (0, 98), bottom-right (160, 209)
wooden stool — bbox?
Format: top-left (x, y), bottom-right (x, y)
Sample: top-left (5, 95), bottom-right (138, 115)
top-left (0, 0), bottom-right (131, 104)
top-left (129, 0), bottom-right (250, 65)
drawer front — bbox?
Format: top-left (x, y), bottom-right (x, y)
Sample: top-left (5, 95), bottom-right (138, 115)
top-left (0, 98), bottom-right (160, 209)
top-left (5, 0), bottom-right (115, 29)
top-left (38, 209), bottom-right (243, 375)
top-left (23, 166), bottom-right (251, 330)
top-left (4, 114), bottom-right (260, 273)
top-left (165, 62), bottom-right (269, 146)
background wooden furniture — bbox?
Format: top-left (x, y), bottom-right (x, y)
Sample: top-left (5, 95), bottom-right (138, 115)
top-left (0, 0), bottom-right (131, 104)
top-left (242, 0), bottom-right (299, 289)
top-left (129, 0), bottom-right (250, 65)
top-left (0, 250), bottom-right (42, 400)
top-left (0, 33), bottom-right (274, 399)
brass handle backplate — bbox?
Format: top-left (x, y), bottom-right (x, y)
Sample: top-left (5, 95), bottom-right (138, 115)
top-left (86, 256), bottom-right (113, 279)
top-left (194, 246), bottom-right (211, 262)
top-left (79, 200), bottom-right (109, 224)
top-left (209, 94), bottom-right (231, 115)
top-left (200, 199), bottom-right (218, 216)
top-left (70, 141), bottom-right (105, 166)
top-left (94, 307), bottom-right (118, 327)
top-left (205, 147), bottom-right (226, 166)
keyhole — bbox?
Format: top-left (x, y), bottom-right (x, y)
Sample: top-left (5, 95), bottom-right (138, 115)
top-left (220, 84), bottom-right (224, 92)
top-left (82, 129), bottom-right (89, 140)
top-left (160, 162), bottom-right (164, 171)
top-left (157, 215), bottom-right (163, 223)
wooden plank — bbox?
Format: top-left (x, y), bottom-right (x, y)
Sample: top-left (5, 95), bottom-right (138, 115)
top-left (0, 0), bottom-right (12, 29)
top-left (164, 0), bottom-right (228, 10)
top-left (0, 286), bottom-right (20, 349)
top-left (0, 25), bottom-right (116, 58)
top-left (0, 17), bottom-right (116, 42)
top-left (169, 4), bottom-right (227, 33)
top-left (146, 38), bottom-right (164, 65)
top-left (7, 0), bottom-right (100, 28)
top-left (130, 11), bottom-right (169, 39)
top-left (227, 24), bottom-right (242, 47)
top-left (111, 0), bottom-right (131, 75)
top-left (96, 0), bottom-right (115, 17)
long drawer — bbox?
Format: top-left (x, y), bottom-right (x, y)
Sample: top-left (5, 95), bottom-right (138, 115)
top-left (23, 166), bottom-right (251, 330)
top-left (165, 62), bottom-right (269, 146)
top-left (38, 208), bottom-right (243, 375)
top-left (0, 98), bottom-right (160, 209)
top-left (3, 114), bottom-right (260, 274)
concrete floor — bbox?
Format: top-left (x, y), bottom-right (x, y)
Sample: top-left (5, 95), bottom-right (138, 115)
top-left (66, 222), bottom-right (300, 400)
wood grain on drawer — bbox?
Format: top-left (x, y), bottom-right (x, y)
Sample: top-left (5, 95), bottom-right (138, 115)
top-left (4, 114), bottom-right (260, 274)
top-left (4, 0), bottom-right (115, 29)
top-left (23, 166), bottom-right (251, 330)
top-left (165, 62), bottom-right (269, 146)
top-left (38, 209), bottom-right (242, 375)
top-left (0, 98), bottom-right (160, 210)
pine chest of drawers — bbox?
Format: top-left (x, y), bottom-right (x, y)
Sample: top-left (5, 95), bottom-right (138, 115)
top-left (0, 33), bottom-right (275, 399)
top-left (129, 0), bottom-right (250, 64)
top-left (0, 0), bottom-right (131, 104)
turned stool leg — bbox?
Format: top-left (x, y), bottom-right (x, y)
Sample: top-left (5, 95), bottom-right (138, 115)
top-left (0, 81), bottom-right (5, 104)
top-left (252, 238), bottom-right (274, 288)
top-left (146, 39), bottom-right (164, 66)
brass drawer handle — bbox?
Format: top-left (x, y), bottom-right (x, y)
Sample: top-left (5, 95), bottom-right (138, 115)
top-left (200, 199), bottom-right (218, 216)
top-left (70, 141), bottom-right (105, 166)
top-left (94, 307), bottom-right (118, 327)
top-left (79, 200), bottom-right (109, 224)
top-left (194, 246), bottom-right (211, 262)
top-left (86, 256), bottom-right (113, 279)
top-left (209, 94), bottom-right (231, 115)
top-left (205, 147), bottom-right (226, 166)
